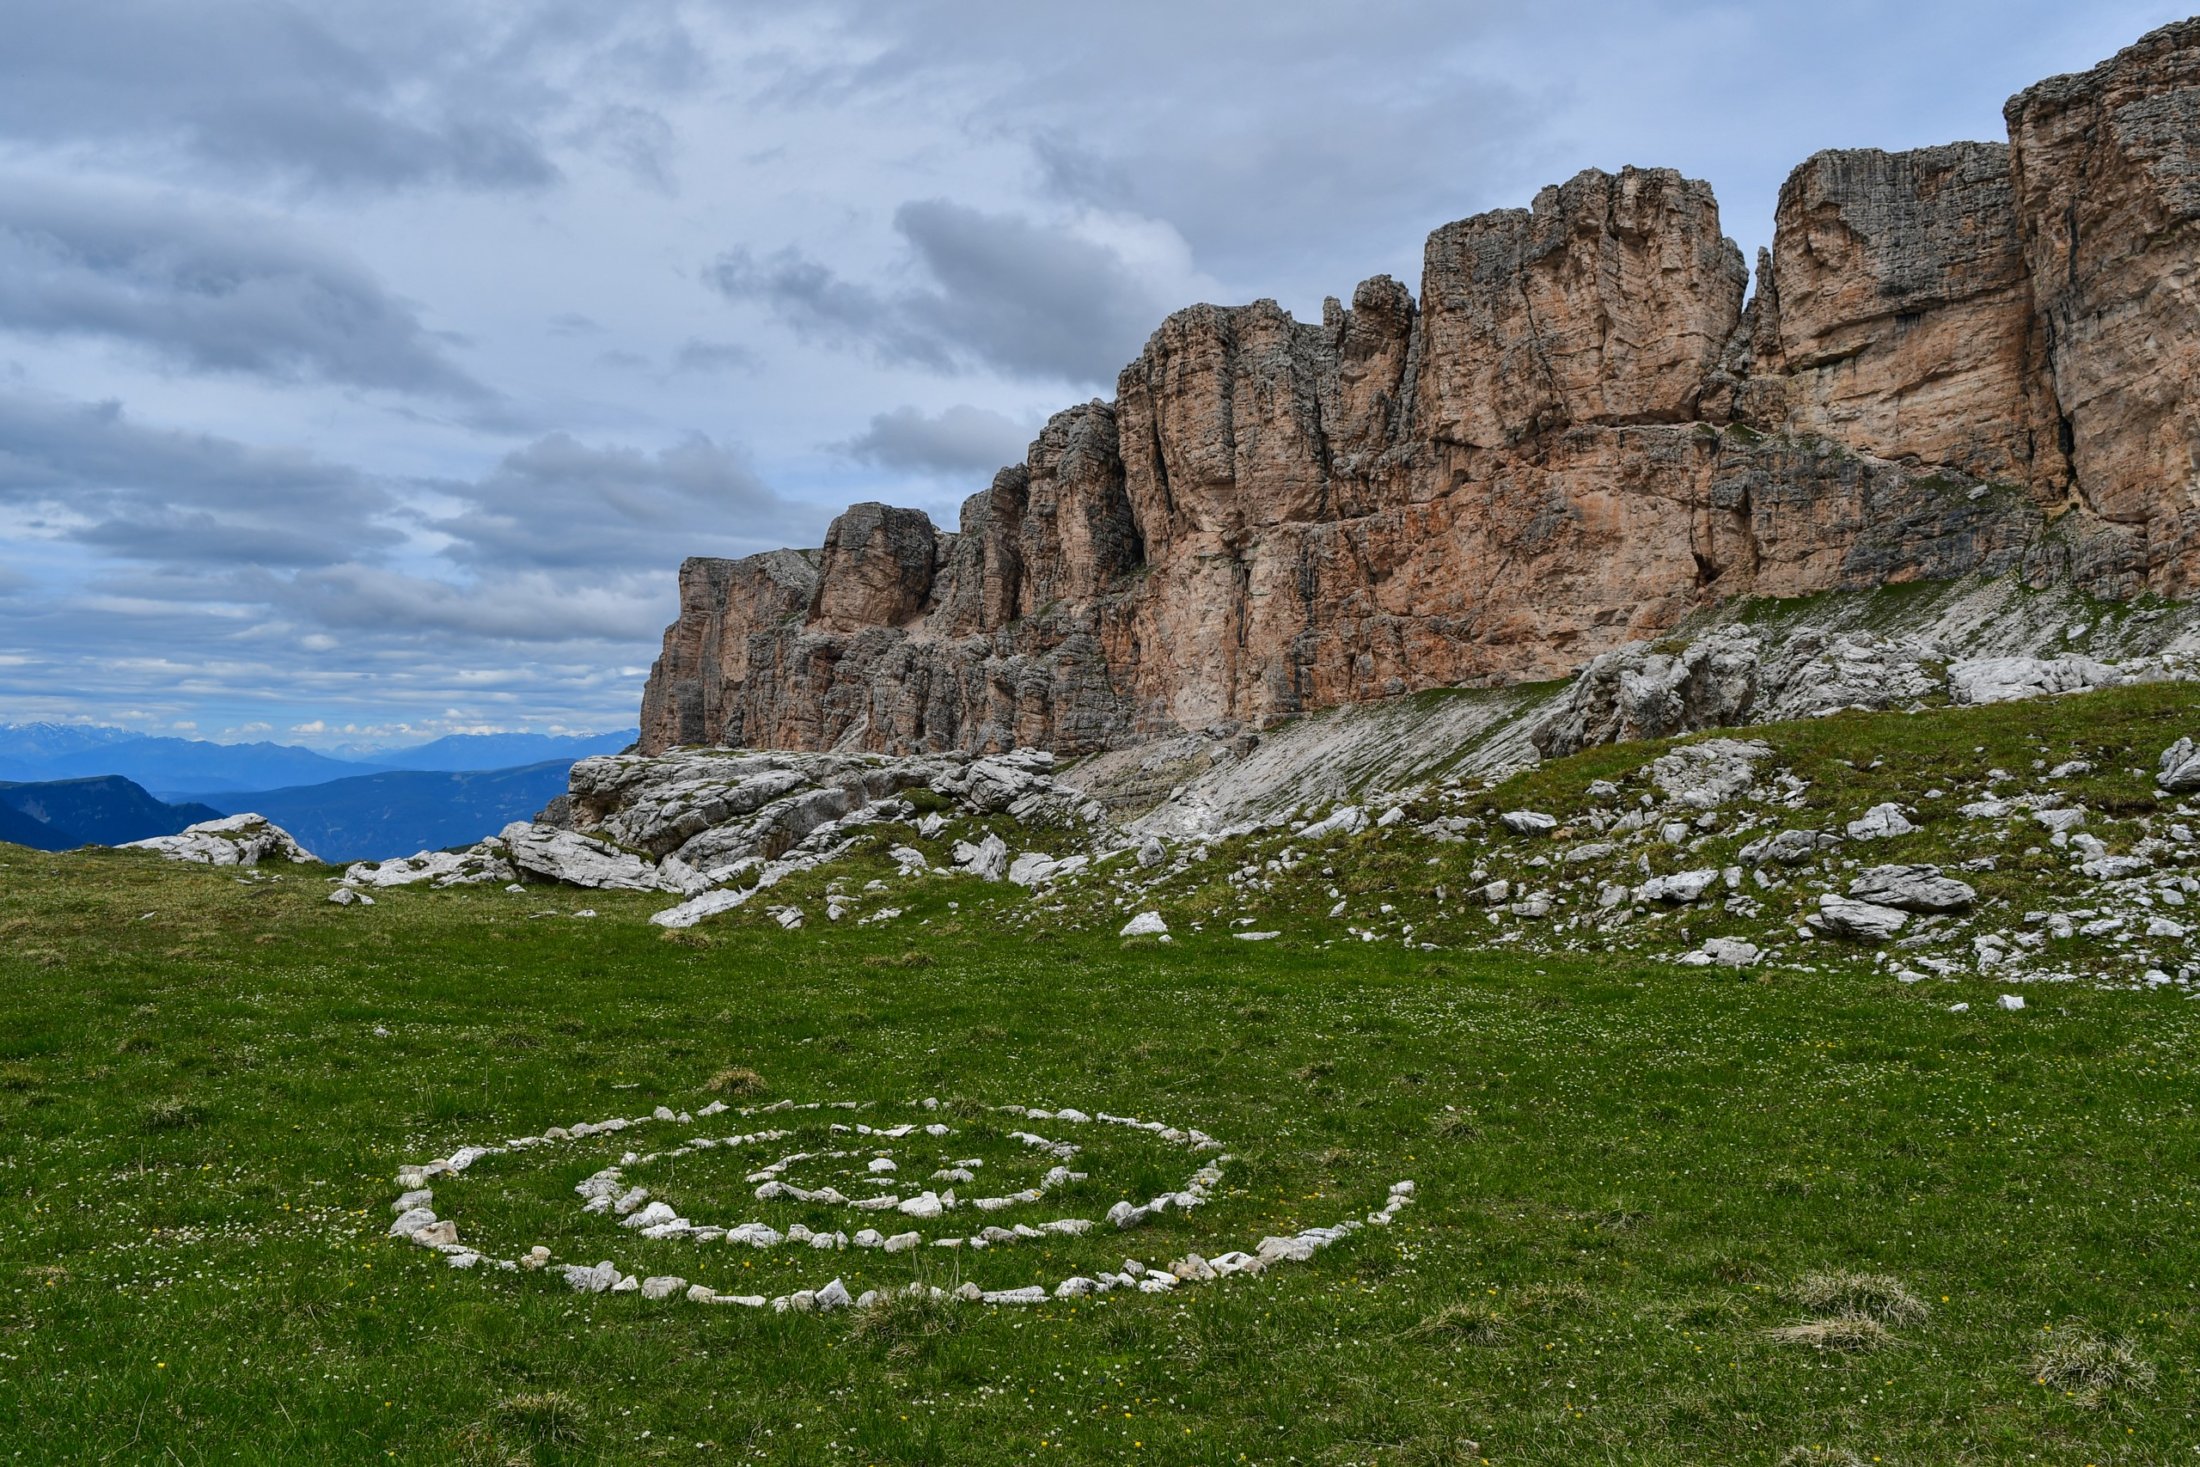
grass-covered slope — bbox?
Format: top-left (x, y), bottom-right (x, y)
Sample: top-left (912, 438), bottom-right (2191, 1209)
top-left (2, 683), bottom-right (2199, 1465)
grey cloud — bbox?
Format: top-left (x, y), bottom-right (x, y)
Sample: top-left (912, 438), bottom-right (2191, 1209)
top-left (568, 103), bottom-right (679, 193)
top-left (839, 404), bottom-right (1036, 478)
top-left (0, 389), bottom-right (395, 569)
top-left (705, 246), bottom-right (954, 372)
top-left (0, 181), bottom-right (490, 399)
top-left (672, 338), bottom-right (756, 374)
top-left (0, 0), bottom-right (560, 192)
top-left (707, 199), bottom-right (1187, 384)
top-left (274, 564), bottom-right (671, 643)
top-left (432, 431), bottom-right (815, 573)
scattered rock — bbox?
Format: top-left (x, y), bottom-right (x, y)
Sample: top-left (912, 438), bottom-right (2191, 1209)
top-left (1500, 811), bottom-right (1558, 836)
top-left (1120, 911), bottom-right (1168, 938)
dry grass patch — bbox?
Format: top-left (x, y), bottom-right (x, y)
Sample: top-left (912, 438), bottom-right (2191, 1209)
top-left (846, 1285), bottom-right (963, 1362)
top-left (704, 1065), bottom-right (766, 1096)
top-left (1791, 1270), bottom-right (1929, 1325)
top-left (2031, 1325), bottom-right (2157, 1409)
top-left (1765, 1315), bottom-right (1893, 1353)
top-left (490, 1390), bottom-right (588, 1446)
top-left (1409, 1301), bottom-right (1509, 1346)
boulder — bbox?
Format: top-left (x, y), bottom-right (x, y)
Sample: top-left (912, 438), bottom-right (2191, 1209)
top-left (1846, 865), bottom-right (1977, 912)
top-left (1740, 829), bottom-right (1841, 866)
top-left (1119, 912), bottom-right (1168, 938)
top-left (1500, 811), bottom-right (1558, 836)
top-left (1636, 869), bottom-right (1721, 904)
top-left (1845, 804), bottom-right (1916, 841)
top-left (499, 822), bottom-right (691, 893)
top-left (2159, 737), bottom-right (2200, 793)
top-left (1947, 656), bottom-right (2121, 706)
top-left (1648, 739), bottom-right (1772, 808)
top-left (344, 843), bottom-right (516, 890)
top-left (1810, 894), bottom-right (1911, 941)
top-left (952, 833), bottom-right (1009, 880)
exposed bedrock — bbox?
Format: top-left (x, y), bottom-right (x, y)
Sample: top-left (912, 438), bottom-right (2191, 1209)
top-left (641, 19), bottom-right (2200, 759)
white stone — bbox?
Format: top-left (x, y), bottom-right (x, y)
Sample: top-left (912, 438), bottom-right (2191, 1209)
top-left (1998, 994), bottom-right (2026, 1011)
top-left (1500, 810), bottom-right (1558, 836)
top-left (1648, 739), bottom-right (1770, 808)
top-left (388, 1207), bottom-right (437, 1237)
top-left (1119, 910), bottom-right (1168, 938)
top-left (563, 1260), bottom-right (620, 1293)
top-left (640, 1275), bottom-right (686, 1300)
top-left (649, 887), bottom-right (751, 929)
top-left (1947, 655), bottom-right (2121, 706)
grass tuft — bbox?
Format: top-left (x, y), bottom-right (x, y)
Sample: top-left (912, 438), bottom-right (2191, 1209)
top-left (1409, 1301), bottom-right (1509, 1346)
top-left (489, 1390), bottom-right (587, 1446)
top-left (847, 1284), bottom-right (963, 1361)
top-left (1791, 1270), bottom-right (1929, 1325)
top-left (140, 1097), bottom-right (203, 1132)
top-left (1765, 1315), bottom-right (1893, 1353)
top-left (2031, 1326), bottom-right (2157, 1408)
top-left (703, 1065), bottom-right (766, 1097)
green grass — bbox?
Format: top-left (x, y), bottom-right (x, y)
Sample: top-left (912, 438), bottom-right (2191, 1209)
top-left (3, 767), bottom-right (2199, 1464)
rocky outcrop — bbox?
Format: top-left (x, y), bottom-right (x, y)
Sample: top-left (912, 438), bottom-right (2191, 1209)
top-left (641, 20), bottom-right (2200, 761)
top-left (121, 814), bottom-right (316, 867)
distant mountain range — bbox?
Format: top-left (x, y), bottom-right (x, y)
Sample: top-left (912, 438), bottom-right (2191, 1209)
top-left (0, 776), bottom-right (222, 852)
top-left (345, 730), bottom-right (637, 773)
top-left (0, 723), bottom-right (635, 793)
top-left (201, 761), bottom-right (579, 863)
top-left (0, 723), bottom-right (637, 862)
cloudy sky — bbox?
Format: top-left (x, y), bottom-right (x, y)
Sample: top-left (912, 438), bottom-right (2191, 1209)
top-left (0, 0), bottom-right (2181, 745)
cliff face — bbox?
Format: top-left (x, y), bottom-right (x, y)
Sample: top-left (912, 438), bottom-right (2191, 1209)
top-left (641, 19), bottom-right (2200, 759)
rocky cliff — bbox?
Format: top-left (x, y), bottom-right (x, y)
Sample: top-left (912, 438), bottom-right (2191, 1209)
top-left (641, 18), bottom-right (2200, 759)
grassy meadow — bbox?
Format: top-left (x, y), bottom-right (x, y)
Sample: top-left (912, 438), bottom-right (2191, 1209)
top-left (2, 689), bottom-right (2199, 1463)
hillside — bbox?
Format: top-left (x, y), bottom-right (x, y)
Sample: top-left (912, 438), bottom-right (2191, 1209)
top-left (0, 775), bottom-right (222, 851)
top-left (204, 759), bottom-right (581, 863)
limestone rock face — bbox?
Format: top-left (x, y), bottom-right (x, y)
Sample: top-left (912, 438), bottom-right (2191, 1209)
top-left (1415, 167), bottom-right (1747, 447)
top-left (809, 504), bottom-right (939, 632)
top-left (639, 21), bottom-right (2200, 760)
top-left (2008, 19), bottom-right (2200, 593)
top-left (1751, 144), bottom-right (2057, 486)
